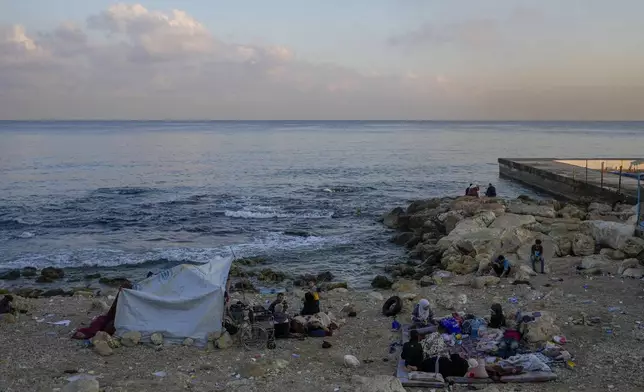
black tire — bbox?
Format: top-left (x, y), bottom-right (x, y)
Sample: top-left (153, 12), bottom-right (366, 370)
top-left (382, 295), bottom-right (402, 317)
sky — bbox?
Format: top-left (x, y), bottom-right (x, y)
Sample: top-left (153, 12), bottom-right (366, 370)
top-left (1, 0), bottom-right (644, 120)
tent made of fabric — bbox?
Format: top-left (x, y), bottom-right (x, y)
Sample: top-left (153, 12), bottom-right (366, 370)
top-left (114, 256), bottom-right (233, 346)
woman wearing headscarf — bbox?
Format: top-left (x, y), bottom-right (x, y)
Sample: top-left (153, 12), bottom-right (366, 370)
top-left (489, 303), bottom-right (506, 328)
top-left (411, 299), bottom-right (435, 334)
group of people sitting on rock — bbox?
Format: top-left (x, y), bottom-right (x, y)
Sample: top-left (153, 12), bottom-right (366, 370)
top-left (465, 183), bottom-right (496, 198)
top-left (488, 239), bottom-right (546, 278)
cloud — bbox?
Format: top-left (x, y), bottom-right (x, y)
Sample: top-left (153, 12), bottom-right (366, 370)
top-left (0, 3), bottom-right (643, 120)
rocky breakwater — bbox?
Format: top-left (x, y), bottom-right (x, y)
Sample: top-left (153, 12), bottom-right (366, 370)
top-left (380, 196), bottom-right (644, 284)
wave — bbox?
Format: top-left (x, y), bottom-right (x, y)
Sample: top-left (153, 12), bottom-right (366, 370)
top-left (0, 218), bottom-right (42, 228)
top-left (224, 207), bottom-right (333, 219)
top-left (1, 232), bottom-right (351, 270)
top-left (18, 231), bottom-right (35, 238)
top-left (93, 187), bottom-right (157, 196)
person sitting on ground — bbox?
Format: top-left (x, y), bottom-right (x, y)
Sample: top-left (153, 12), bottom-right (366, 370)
top-left (492, 255), bottom-right (511, 278)
top-left (401, 329), bottom-right (424, 371)
top-left (465, 183), bottom-right (473, 196)
top-left (272, 303), bottom-right (290, 338)
top-left (268, 292), bottom-right (288, 313)
top-left (0, 295), bottom-right (15, 315)
top-left (488, 303), bottom-right (506, 328)
top-left (411, 298), bottom-right (435, 328)
top-left (530, 239), bottom-right (545, 274)
top-left (421, 353), bottom-right (470, 378)
top-left (300, 292), bottom-right (320, 316)
top-left (467, 185), bottom-right (480, 197)
top-left (485, 183), bottom-right (497, 197)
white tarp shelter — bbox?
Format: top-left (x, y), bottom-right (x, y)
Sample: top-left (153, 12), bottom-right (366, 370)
top-left (114, 256), bottom-right (233, 346)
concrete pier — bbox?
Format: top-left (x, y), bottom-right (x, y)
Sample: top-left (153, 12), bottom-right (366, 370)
top-left (498, 158), bottom-right (643, 204)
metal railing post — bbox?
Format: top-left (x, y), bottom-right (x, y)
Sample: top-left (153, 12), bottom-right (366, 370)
top-left (618, 165), bottom-right (623, 194)
top-left (585, 159), bottom-right (588, 183)
top-left (600, 162), bottom-right (604, 189)
top-left (638, 174), bottom-right (642, 229)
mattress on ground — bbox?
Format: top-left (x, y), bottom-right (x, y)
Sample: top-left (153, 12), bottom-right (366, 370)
top-left (397, 325), bottom-right (445, 388)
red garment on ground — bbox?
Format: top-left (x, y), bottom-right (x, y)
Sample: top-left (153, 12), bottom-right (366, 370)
top-left (71, 284), bottom-right (131, 339)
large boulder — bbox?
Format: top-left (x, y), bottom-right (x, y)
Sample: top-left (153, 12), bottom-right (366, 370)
top-left (371, 275), bottom-right (393, 289)
top-left (580, 255), bottom-right (612, 270)
top-left (558, 204), bottom-right (586, 219)
top-left (571, 233), bottom-right (595, 256)
top-left (390, 232), bottom-right (415, 246)
top-left (351, 375), bottom-right (407, 392)
top-left (437, 210), bottom-right (464, 234)
top-left (438, 211), bottom-right (496, 249)
top-left (622, 268), bottom-right (644, 278)
top-left (507, 202), bottom-right (556, 218)
top-left (618, 259), bottom-right (640, 274)
top-left (406, 198), bottom-right (442, 214)
top-left (514, 264), bottom-right (538, 281)
top-left (488, 213), bottom-right (536, 230)
top-left (450, 198), bottom-right (505, 217)
top-left (600, 248), bottom-right (626, 260)
top-left (499, 227), bottom-right (535, 254)
top-left (520, 312), bottom-right (560, 344)
top-left (549, 230), bottom-right (572, 256)
top-left (588, 202), bottom-right (612, 214)
top-left (382, 207), bottom-right (407, 229)
top-left (579, 221), bottom-right (634, 250)
top-left (619, 237), bottom-right (644, 258)
top-left (471, 276), bottom-right (500, 289)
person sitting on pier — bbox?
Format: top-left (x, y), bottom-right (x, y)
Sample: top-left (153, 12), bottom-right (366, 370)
top-left (531, 239), bottom-right (545, 274)
top-left (466, 184), bottom-right (480, 197)
top-left (465, 183), bottom-right (473, 196)
top-left (485, 183), bottom-right (497, 197)
top-left (492, 255), bottom-right (511, 278)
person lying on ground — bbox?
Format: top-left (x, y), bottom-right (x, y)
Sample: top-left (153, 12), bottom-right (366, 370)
top-left (401, 329), bottom-right (424, 371)
top-left (491, 255), bottom-right (511, 278)
top-left (420, 353), bottom-right (469, 379)
top-left (300, 292), bottom-right (320, 316)
top-left (268, 292), bottom-right (288, 313)
top-left (530, 239), bottom-right (545, 274)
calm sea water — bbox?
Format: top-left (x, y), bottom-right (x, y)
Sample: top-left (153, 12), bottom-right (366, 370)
top-left (1, 121), bottom-right (643, 287)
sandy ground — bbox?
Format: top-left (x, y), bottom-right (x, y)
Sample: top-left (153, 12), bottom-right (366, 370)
top-left (1, 257), bottom-right (644, 392)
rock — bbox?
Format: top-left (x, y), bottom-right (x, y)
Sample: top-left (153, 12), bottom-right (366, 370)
top-left (622, 268), bottom-right (644, 278)
top-left (217, 331), bottom-right (233, 349)
top-left (580, 221), bottom-right (633, 250)
top-left (580, 255), bottom-right (612, 270)
top-left (488, 213), bottom-right (537, 230)
top-left (316, 271), bottom-right (334, 282)
top-left (151, 332), bottom-right (164, 345)
top-left (331, 287), bottom-right (349, 294)
top-left (600, 248), bottom-right (626, 260)
top-left (620, 237), bottom-right (644, 258)
top-left (14, 288), bottom-right (42, 298)
top-left (391, 279), bottom-right (417, 292)
top-left (344, 355), bottom-right (361, 368)
top-left (498, 227), bottom-right (535, 253)
top-left (0, 269), bottom-right (21, 280)
top-left (588, 202), bottom-right (612, 214)
top-left (21, 267), bottom-right (37, 277)
top-left (442, 211), bottom-right (496, 243)
top-left (0, 313), bottom-right (17, 324)
top-left (390, 232), bottom-right (415, 246)
top-left (233, 279), bottom-right (257, 292)
top-left (324, 282), bottom-right (348, 290)
top-left (558, 204), bottom-right (586, 219)
top-left (98, 277), bottom-right (131, 287)
top-left (92, 340), bottom-right (113, 356)
top-left (400, 292), bottom-right (417, 301)
top-left (62, 379), bottom-right (100, 392)
top-left (407, 198), bottom-right (442, 214)
top-left (351, 375), bottom-right (407, 392)
top-left (90, 299), bottom-right (109, 312)
top-left (371, 275), bottom-right (393, 289)
top-left (183, 338), bottom-right (194, 346)
top-left (507, 202), bottom-right (556, 218)
top-left (120, 331), bottom-right (142, 347)
top-left (92, 331), bottom-right (111, 342)
top-left (437, 210), bottom-right (464, 234)
top-left (550, 230), bottom-right (572, 256)
top-left (84, 273), bottom-right (102, 280)
top-left (572, 233), bottom-right (595, 256)
top-left (74, 290), bottom-right (94, 298)
top-left (42, 289), bottom-right (72, 298)
top-left (618, 258), bottom-right (640, 274)
top-left (368, 292), bottom-right (384, 301)
top-left (382, 207), bottom-right (407, 229)
top-left (514, 264), bottom-right (538, 281)
top-left (235, 257), bottom-right (267, 266)
top-left (257, 268), bottom-right (287, 282)
top-left (41, 267), bottom-right (65, 280)
top-left (419, 275), bottom-right (434, 287)
top-left (471, 276), bottom-right (500, 289)
top-left (521, 311), bottom-right (560, 344)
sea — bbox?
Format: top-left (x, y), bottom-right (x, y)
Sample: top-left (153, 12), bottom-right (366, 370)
top-left (1, 121), bottom-right (643, 288)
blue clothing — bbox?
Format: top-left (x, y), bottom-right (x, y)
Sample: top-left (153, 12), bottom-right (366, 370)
top-left (502, 258), bottom-right (510, 271)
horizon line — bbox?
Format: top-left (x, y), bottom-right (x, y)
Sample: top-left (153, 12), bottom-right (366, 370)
top-left (2, 119), bottom-right (644, 123)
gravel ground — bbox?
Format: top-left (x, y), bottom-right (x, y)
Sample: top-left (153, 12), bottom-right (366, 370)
top-left (1, 258), bottom-right (644, 392)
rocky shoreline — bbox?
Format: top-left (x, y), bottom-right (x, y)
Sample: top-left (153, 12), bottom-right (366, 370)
top-left (375, 195), bottom-right (644, 288)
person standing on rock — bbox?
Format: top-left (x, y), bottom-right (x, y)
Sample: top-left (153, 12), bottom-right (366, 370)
top-left (530, 239), bottom-right (545, 274)
top-left (492, 255), bottom-right (511, 278)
